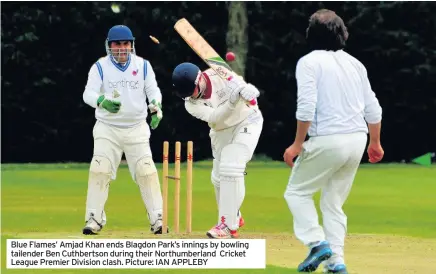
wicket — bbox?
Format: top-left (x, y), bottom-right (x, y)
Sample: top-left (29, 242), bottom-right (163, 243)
top-left (162, 141), bottom-right (193, 234)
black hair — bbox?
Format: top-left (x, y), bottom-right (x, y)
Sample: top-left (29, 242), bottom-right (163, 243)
top-left (306, 9), bottom-right (349, 51)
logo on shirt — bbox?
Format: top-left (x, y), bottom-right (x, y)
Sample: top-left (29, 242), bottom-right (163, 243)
top-left (215, 88), bottom-right (226, 99)
top-left (239, 127), bottom-right (251, 135)
top-left (132, 69), bottom-right (138, 76)
top-left (108, 79), bottom-right (140, 90)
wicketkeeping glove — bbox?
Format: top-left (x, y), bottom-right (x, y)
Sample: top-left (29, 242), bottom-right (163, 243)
top-left (97, 95), bottom-right (121, 113)
top-left (148, 99), bottom-right (163, 130)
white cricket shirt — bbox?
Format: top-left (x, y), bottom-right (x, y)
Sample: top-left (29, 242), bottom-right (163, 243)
top-left (184, 69), bottom-right (261, 131)
top-left (295, 50), bottom-right (382, 137)
top-left (83, 54), bottom-right (162, 127)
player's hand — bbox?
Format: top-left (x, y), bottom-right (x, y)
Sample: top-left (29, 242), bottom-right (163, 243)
top-left (240, 84), bottom-right (260, 102)
top-left (229, 87), bottom-right (241, 105)
top-left (148, 99), bottom-right (163, 130)
top-left (97, 95), bottom-right (121, 113)
top-left (227, 77), bottom-right (245, 105)
top-left (283, 143), bottom-right (303, 168)
top-left (367, 141), bottom-right (384, 163)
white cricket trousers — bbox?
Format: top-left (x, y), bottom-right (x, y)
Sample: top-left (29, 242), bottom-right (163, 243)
top-left (284, 132), bottom-right (367, 264)
top-left (210, 112), bottom-right (263, 227)
top-left (210, 113), bottom-right (263, 162)
top-left (93, 120), bottom-right (152, 180)
top-left (88, 120), bottom-right (163, 226)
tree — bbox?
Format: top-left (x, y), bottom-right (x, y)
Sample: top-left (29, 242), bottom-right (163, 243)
top-left (226, 1), bottom-right (248, 77)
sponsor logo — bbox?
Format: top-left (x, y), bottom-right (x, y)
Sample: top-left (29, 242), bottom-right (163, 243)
top-left (108, 79), bottom-right (140, 90)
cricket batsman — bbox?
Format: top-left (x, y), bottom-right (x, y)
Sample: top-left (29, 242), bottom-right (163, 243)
top-left (282, 10), bottom-right (384, 273)
top-left (82, 25), bottom-right (165, 235)
top-left (172, 62), bottom-right (263, 238)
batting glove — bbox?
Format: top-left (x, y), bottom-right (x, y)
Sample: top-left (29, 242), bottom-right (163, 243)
top-left (227, 77), bottom-right (246, 105)
top-left (240, 84), bottom-right (260, 102)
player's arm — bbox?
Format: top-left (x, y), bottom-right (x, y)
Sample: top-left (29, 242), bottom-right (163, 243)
top-left (294, 57), bottom-right (317, 144)
top-left (83, 64), bottom-right (103, 108)
top-left (361, 64), bottom-right (384, 162)
top-left (185, 99), bottom-right (236, 125)
top-left (184, 76), bottom-right (243, 124)
top-left (144, 60), bottom-right (163, 129)
top-left (83, 63), bottom-right (121, 113)
top-left (361, 65), bottom-right (382, 141)
top-left (283, 57), bottom-right (317, 167)
top-left (144, 61), bottom-right (162, 104)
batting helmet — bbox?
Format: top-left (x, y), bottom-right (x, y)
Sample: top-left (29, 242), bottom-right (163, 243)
top-left (172, 62), bottom-right (201, 98)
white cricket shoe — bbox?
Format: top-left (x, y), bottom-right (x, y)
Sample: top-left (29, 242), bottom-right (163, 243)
top-left (151, 219), bottom-right (170, 234)
top-left (206, 223), bottom-right (238, 239)
top-left (82, 218), bottom-right (103, 235)
top-left (151, 219), bottom-right (163, 234)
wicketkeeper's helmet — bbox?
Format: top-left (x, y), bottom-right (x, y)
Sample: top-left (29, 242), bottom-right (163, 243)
top-left (172, 62), bottom-right (201, 98)
top-left (105, 25), bottom-right (136, 56)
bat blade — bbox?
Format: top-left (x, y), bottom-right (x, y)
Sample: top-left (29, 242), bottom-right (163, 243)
top-left (174, 18), bottom-right (256, 105)
top-left (174, 18), bottom-right (233, 80)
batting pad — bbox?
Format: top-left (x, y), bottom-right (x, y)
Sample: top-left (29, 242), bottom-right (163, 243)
top-left (211, 159), bottom-right (221, 206)
top-left (85, 155), bottom-right (112, 224)
top-left (135, 157), bottom-right (163, 225)
top-left (219, 144), bottom-right (250, 230)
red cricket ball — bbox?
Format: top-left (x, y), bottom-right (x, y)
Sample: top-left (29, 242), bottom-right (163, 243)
top-left (226, 52), bottom-right (236, 62)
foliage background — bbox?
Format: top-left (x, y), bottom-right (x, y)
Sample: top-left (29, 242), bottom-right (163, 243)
top-left (2, 2), bottom-right (435, 163)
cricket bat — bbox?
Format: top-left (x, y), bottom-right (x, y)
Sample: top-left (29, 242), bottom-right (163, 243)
top-left (174, 18), bottom-right (256, 105)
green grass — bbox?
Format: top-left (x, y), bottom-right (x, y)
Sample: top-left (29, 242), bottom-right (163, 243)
top-left (1, 162), bottom-right (436, 273)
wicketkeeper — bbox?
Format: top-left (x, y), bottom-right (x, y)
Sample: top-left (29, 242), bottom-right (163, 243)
top-left (172, 63), bottom-right (263, 239)
top-left (82, 25), bottom-right (165, 235)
